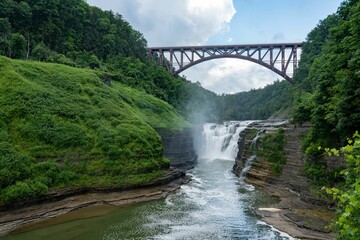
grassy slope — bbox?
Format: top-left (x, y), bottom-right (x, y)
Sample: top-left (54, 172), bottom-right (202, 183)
top-left (0, 57), bottom-right (189, 204)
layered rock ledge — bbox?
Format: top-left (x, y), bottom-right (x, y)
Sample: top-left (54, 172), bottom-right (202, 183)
top-left (0, 170), bottom-right (189, 237)
top-left (0, 127), bottom-right (197, 237)
top-left (234, 120), bottom-right (337, 240)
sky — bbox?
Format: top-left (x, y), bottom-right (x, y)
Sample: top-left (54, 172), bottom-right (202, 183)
top-left (87, 0), bottom-right (343, 94)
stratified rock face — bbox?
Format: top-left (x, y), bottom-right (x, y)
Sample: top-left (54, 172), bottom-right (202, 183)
top-left (234, 122), bottom-right (312, 196)
top-left (157, 128), bottom-right (197, 170)
top-left (232, 129), bottom-right (250, 176)
top-left (234, 122), bottom-right (340, 239)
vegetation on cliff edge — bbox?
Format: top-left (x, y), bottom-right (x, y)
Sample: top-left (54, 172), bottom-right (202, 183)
top-left (257, 128), bottom-right (287, 175)
top-left (291, 0), bottom-right (360, 237)
top-left (324, 132), bottom-right (360, 240)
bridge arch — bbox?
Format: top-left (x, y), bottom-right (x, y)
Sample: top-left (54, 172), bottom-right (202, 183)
top-left (147, 43), bottom-right (302, 83)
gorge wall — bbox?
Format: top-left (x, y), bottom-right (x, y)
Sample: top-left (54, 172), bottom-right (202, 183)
top-left (233, 121), bottom-right (338, 239)
top-left (233, 122), bottom-right (314, 200)
top-left (157, 128), bottom-right (197, 170)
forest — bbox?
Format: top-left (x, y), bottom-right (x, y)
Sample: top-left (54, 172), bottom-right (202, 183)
top-left (291, 1), bottom-right (360, 237)
top-left (0, 0), bottom-right (359, 238)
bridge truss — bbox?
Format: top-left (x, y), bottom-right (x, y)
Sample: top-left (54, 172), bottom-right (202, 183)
top-left (148, 43), bottom-right (302, 83)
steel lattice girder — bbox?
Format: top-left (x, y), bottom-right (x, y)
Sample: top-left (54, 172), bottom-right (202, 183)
top-left (148, 43), bottom-right (302, 83)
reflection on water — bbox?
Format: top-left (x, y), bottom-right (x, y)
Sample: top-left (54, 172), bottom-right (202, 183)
top-left (4, 159), bottom-right (292, 240)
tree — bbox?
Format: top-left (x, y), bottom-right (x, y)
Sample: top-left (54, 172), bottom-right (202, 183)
top-left (0, 18), bottom-right (11, 56)
top-left (31, 41), bottom-right (51, 61)
top-left (293, 0), bottom-right (360, 149)
top-left (10, 33), bottom-right (26, 59)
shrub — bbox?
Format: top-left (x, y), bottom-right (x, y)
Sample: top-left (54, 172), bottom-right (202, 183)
top-left (1, 180), bottom-right (48, 204)
top-left (0, 143), bottom-right (32, 188)
top-left (324, 132), bottom-right (360, 239)
top-left (257, 128), bottom-right (287, 175)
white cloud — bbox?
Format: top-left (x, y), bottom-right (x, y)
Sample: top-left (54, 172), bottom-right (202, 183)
top-left (182, 59), bottom-right (282, 94)
top-left (87, 0), bottom-right (236, 46)
top-left (86, 0), bottom-right (281, 93)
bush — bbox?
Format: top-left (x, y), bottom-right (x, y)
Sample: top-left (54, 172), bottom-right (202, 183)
top-left (257, 128), bottom-right (287, 175)
top-left (324, 132), bottom-right (360, 239)
top-left (0, 143), bottom-right (32, 188)
top-left (1, 180), bottom-right (48, 204)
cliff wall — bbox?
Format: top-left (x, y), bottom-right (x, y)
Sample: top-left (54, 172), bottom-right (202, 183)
top-left (233, 121), bottom-right (337, 239)
top-left (157, 128), bottom-right (197, 170)
top-left (234, 122), bottom-right (312, 198)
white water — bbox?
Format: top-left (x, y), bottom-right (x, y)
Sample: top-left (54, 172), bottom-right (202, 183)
top-left (199, 121), bottom-right (253, 160)
top-left (4, 121), bottom-right (293, 240)
top-left (239, 129), bottom-right (265, 179)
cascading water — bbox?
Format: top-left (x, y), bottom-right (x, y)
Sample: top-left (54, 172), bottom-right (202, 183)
top-left (239, 129), bottom-right (265, 179)
top-left (198, 121), bottom-right (253, 160)
top-left (5, 122), bottom-right (292, 240)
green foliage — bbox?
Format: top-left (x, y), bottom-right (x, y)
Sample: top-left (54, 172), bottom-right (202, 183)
top-left (0, 142), bottom-right (32, 188)
top-left (293, 0), bottom-right (360, 148)
top-left (100, 55), bottom-right (221, 123)
top-left (293, 14), bottom-right (340, 91)
top-left (303, 161), bottom-right (328, 186)
top-left (0, 56), bottom-right (189, 204)
top-left (32, 42), bottom-right (75, 66)
top-left (9, 33), bottom-right (26, 58)
top-left (0, 0), bottom-right (293, 125)
top-left (0, 0), bottom-right (296, 125)
top-left (257, 128), bottom-right (287, 175)
top-left (1, 181), bottom-right (48, 204)
top-left (0, 0), bottom-right (147, 63)
top-left (292, 1), bottom-right (360, 204)
top-left (219, 80), bottom-right (294, 121)
top-left (301, 130), bottom-right (343, 186)
top-left (324, 131), bottom-right (360, 239)
top-left (0, 18), bottom-right (11, 56)
top-left (291, 92), bottom-right (313, 123)
top-left (31, 42), bottom-right (51, 61)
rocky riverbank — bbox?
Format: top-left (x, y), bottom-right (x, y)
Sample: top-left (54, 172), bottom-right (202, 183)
top-left (234, 121), bottom-right (337, 240)
top-left (0, 127), bottom-right (197, 237)
top-left (0, 169), bottom-right (189, 237)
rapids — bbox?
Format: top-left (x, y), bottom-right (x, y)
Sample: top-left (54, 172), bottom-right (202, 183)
top-left (4, 121), bottom-right (293, 240)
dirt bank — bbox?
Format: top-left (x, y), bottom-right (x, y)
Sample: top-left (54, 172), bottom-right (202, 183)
top-left (0, 170), bottom-right (189, 237)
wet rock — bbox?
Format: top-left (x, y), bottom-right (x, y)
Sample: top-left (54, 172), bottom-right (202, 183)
top-left (156, 128), bottom-right (197, 170)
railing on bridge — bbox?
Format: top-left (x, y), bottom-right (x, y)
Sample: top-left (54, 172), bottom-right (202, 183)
top-left (148, 43), bottom-right (302, 83)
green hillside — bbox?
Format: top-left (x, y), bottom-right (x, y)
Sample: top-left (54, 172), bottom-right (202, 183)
top-left (218, 80), bottom-right (294, 121)
top-left (0, 56), bottom-right (189, 204)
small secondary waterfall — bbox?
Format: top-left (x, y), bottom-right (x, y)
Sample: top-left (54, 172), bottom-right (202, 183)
top-left (198, 121), bottom-right (252, 160)
top-left (239, 129), bottom-right (265, 179)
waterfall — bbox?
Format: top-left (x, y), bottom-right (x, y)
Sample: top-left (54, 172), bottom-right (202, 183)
top-left (239, 129), bottom-right (265, 179)
top-left (250, 129), bottom-right (265, 151)
top-left (198, 121), bottom-right (252, 160)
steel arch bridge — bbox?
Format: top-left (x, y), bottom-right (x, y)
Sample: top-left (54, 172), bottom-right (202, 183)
top-left (147, 42), bottom-right (302, 83)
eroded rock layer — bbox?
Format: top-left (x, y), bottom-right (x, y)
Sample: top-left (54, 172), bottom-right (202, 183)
top-left (234, 121), bottom-right (337, 240)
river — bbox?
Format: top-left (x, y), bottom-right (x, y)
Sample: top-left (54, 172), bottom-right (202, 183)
top-left (4, 121), bottom-right (293, 240)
